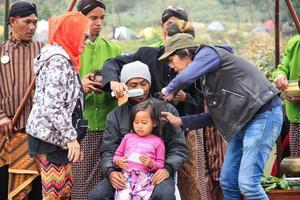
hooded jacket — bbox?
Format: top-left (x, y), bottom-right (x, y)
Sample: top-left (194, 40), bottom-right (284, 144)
top-left (26, 44), bottom-right (82, 148)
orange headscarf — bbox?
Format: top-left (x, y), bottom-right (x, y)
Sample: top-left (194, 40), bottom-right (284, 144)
top-left (48, 11), bottom-right (90, 72)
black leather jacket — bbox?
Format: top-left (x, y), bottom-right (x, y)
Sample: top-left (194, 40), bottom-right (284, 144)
top-left (202, 46), bottom-right (280, 142)
top-left (101, 97), bottom-right (188, 178)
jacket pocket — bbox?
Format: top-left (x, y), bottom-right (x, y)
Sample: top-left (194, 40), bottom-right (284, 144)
top-left (221, 88), bottom-right (244, 98)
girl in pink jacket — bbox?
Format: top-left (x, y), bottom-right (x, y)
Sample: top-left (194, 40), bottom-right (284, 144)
top-left (113, 100), bottom-right (165, 200)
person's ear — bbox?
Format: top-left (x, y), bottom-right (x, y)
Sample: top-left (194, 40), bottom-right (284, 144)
top-left (9, 17), bottom-right (16, 26)
top-left (153, 122), bottom-right (157, 127)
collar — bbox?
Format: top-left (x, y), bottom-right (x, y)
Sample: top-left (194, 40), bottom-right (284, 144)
top-left (9, 34), bottom-right (32, 48)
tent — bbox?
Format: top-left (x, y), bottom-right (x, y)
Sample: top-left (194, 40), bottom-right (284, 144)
top-left (113, 26), bottom-right (138, 40)
top-left (0, 25), bottom-right (4, 35)
top-left (207, 21), bottom-right (225, 32)
top-left (138, 27), bottom-right (160, 40)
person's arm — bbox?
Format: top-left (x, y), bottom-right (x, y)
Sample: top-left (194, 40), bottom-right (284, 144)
top-left (272, 36), bottom-right (296, 80)
top-left (161, 111), bottom-right (213, 131)
top-left (165, 47), bottom-right (221, 96)
top-left (43, 57), bottom-right (77, 145)
top-left (102, 50), bottom-right (142, 92)
top-left (113, 135), bottom-right (127, 163)
top-left (150, 140), bottom-right (165, 171)
top-left (163, 104), bottom-right (188, 175)
top-left (181, 112), bottom-right (213, 131)
top-left (272, 36), bottom-right (300, 91)
top-left (101, 111), bottom-right (123, 177)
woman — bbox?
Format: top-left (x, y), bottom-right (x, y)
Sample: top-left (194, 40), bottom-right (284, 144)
top-left (26, 11), bottom-right (90, 199)
top-left (159, 33), bottom-right (283, 200)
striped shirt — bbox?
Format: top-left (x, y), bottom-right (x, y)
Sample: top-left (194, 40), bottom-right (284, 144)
top-left (0, 35), bottom-right (44, 129)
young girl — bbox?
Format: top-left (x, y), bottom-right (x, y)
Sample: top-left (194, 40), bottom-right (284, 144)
top-left (113, 100), bottom-right (165, 200)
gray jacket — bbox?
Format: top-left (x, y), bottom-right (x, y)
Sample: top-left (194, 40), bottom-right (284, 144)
top-left (26, 44), bottom-right (81, 148)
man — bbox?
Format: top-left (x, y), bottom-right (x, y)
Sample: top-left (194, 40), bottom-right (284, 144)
top-left (0, 1), bottom-right (43, 200)
top-left (159, 33), bottom-right (283, 200)
top-left (102, 6), bottom-right (225, 200)
top-left (89, 61), bottom-right (188, 200)
top-left (273, 34), bottom-right (300, 157)
top-left (71, 0), bottom-right (121, 199)
top-left (102, 5), bottom-right (203, 120)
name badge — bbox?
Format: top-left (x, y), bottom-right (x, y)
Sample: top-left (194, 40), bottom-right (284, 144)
top-left (1, 55), bottom-right (9, 64)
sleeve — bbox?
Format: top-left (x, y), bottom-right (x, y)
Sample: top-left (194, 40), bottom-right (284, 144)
top-left (113, 134), bottom-right (128, 163)
top-left (181, 112), bottom-right (214, 131)
top-left (163, 104), bottom-right (188, 175)
top-left (102, 49), bottom-right (142, 91)
top-left (176, 82), bottom-right (205, 115)
top-left (43, 57), bottom-right (77, 145)
top-left (101, 111), bottom-right (123, 177)
top-left (151, 140), bottom-right (165, 171)
top-left (272, 37), bottom-right (298, 80)
top-left (0, 99), bottom-right (7, 120)
top-left (165, 47), bottom-right (221, 96)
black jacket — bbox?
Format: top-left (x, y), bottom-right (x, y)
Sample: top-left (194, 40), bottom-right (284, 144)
top-left (102, 46), bottom-right (204, 116)
top-left (101, 97), bottom-right (188, 177)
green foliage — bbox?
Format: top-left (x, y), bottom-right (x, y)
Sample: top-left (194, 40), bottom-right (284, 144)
top-left (261, 176), bottom-right (290, 192)
top-left (243, 33), bottom-right (288, 81)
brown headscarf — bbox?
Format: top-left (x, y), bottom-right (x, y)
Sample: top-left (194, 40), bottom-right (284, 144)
top-left (48, 11), bottom-right (90, 72)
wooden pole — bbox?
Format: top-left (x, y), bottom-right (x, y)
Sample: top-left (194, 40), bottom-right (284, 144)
top-left (285, 0), bottom-right (300, 34)
top-left (4, 0), bottom-right (9, 40)
top-left (0, 0), bottom-right (78, 153)
top-left (274, 0), bottom-right (283, 178)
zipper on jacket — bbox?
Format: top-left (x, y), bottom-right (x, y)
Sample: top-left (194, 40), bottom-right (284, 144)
top-left (222, 88), bottom-right (244, 98)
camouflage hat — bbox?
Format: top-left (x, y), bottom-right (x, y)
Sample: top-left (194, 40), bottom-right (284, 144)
top-left (158, 33), bottom-right (197, 61)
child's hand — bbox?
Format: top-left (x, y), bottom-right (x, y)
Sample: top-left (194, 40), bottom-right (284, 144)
top-left (139, 155), bottom-right (153, 169)
top-left (115, 156), bottom-right (128, 170)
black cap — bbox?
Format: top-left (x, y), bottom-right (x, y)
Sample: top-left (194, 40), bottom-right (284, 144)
top-left (77, 0), bottom-right (106, 15)
top-left (8, 1), bottom-right (37, 25)
top-left (161, 5), bottom-right (188, 24)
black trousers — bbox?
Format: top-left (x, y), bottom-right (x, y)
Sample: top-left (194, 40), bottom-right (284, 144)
top-left (0, 165), bottom-right (42, 200)
top-left (89, 176), bottom-right (176, 200)
top-left (0, 165), bottom-right (8, 200)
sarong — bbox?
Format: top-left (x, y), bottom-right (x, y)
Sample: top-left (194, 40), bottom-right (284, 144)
top-left (0, 132), bottom-right (39, 200)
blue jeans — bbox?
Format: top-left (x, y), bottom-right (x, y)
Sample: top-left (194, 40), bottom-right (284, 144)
top-left (220, 106), bottom-right (283, 200)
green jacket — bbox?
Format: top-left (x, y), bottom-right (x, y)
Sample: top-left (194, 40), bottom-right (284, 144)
top-left (272, 35), bottom-right (300, 123)
top-left (80, 36), bottom-right (121, 131)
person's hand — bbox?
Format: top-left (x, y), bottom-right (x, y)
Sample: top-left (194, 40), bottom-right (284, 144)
top-left (173, 90), bottom-right (186, 103)
top-left (115, 156), bottom-right (128, 170)
top-left (0, 117), bottom-right (14, 139)
top-left (285, 95), bottom-right (300, 105)
top-left (109, 171), bottom-right (127, 189)
top-left (274, 74), bottom-right (288, 92)
top-left (139, 155), bottom-right (153, 168)
top-left (67, 140), bottom-right (81, 163)
top-left (110, 81), bottom-right (128, 98)
top-left (81, 73), bottom-right (103, 93)
top-left (161, 112), bottom-right (182, 127)
top-left (151, 168), bottom-right (170, 185)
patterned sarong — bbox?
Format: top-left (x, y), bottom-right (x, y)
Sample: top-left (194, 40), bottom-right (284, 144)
top-left (289, 123), bottom-right (300, 156)
top-left (178, 130), bottom-right (203, 200)
top-left (0, 132), bottom-right (39, 200)
top-left (71, 131), bottom-right (103, 200)
top-left (38, 155), bottom-right (73, 200)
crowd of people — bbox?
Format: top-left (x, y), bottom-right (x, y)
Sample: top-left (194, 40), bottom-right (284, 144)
top-left (0, 0), bottom-right (297, 200)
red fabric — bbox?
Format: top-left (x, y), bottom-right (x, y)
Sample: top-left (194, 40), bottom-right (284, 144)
top-left (48, 11), bottom-right (90, 72)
